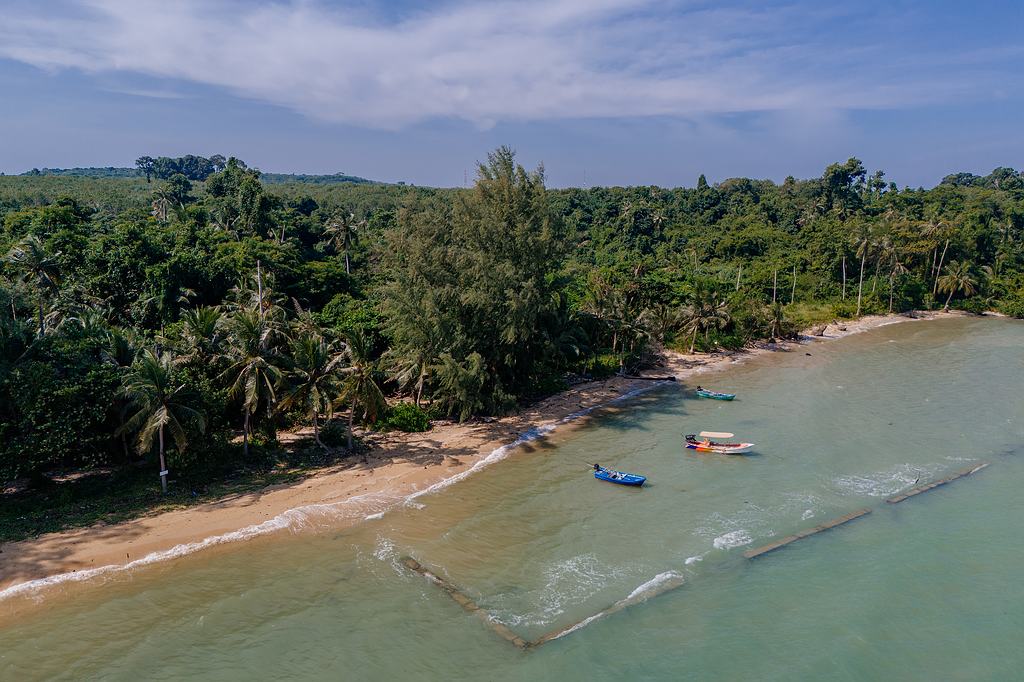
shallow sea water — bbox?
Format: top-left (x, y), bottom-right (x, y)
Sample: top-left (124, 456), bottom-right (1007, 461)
top-left (1, 317), bottom-right (1022, 680)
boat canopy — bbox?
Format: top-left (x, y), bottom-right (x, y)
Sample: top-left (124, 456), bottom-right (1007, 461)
top-left (699, 431), bottom-right (734, 439)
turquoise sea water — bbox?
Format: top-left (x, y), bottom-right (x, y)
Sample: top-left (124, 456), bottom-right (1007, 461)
top-left (2, 317), bottom-right (1023, 680)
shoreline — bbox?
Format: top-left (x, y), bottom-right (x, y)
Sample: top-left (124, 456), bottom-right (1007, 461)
top-left (0, 310), bottom-right (963, 603)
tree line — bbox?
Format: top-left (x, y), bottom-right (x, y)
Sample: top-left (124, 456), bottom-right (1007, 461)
top-left (1, 148), bottom-right (1022, 494)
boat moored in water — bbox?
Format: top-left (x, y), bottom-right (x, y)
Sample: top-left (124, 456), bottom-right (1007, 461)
top-left (695, 387), bottom-right (736, 400)
top-left (593, 466), bottom-right (646, 486)
top-left (684, 431), bottom-right (754, 454)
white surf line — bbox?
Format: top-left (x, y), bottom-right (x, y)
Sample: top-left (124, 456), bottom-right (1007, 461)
top-left (0, 491), bottom-right (395, 603)
top-left (1, 381), bottom-right (672, 603)
top-left (531, 570), bottom-right (685, 646)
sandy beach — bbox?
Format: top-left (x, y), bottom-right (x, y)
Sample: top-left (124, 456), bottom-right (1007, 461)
top-left (0, 311), bottom-right (961, 600)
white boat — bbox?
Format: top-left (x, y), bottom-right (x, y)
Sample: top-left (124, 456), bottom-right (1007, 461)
top-left (684, 431), bottom-right (755, 454)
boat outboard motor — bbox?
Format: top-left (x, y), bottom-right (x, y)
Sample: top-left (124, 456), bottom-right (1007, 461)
top-left (685, 434), bottom-right (697, 443)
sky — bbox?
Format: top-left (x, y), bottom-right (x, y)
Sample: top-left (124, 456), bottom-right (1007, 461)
top-left (0, 0), bottom-right (1021, 188)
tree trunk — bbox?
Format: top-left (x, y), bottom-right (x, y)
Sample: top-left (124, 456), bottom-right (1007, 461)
top-left (415, 369), bottom-right (425, 408)
top-left (772, 269), bottom-right (778, 303)
top-left (790, 264), bottom-right (797, 304)
top-left (842, 256), bottom-right (847, 300)
top-left (856, 254), bottom-right (866, 317)
top-left (735, 265), bottom-right (741, 291)
top-left (944, 289), bottom-right (954, 311)
top-left (243, 408), bottom-right (250, 457)
top-left (158, 424), bottom-right (168, 494)
top-left (933, 240), bottom-right (949, 296)
top-left (689, 327), bottom-right (698, 354)
top-left (345, 252), bottom-right (351, 275)
top-left (37, 299), bottom-right (45, 337)
top-left (888, 272), bottom-right (895, 313)
top-left (347, 399), bottom-right (356, 452)
top-left (313, 410), bottom-right (327, 451)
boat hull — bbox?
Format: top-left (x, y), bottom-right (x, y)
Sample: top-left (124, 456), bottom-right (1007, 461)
top-left (594, 469), bottom-right (646, 486)
top-left (695, 390), bottom-right (735, 400)
top-left (685, 442), bottom-right (754, 454)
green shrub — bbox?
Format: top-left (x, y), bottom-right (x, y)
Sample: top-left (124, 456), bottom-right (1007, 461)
top-left (830, 300), bottom-right (857, 319)
top-left (319, 420), bottom-right (350, 447)
top-left (378, 402), bottom-right (431, 432)
top-left (999, 295), bottom-right (1024, 319)
top-left (584, 353), bottom-right (621, 378)
top-left (957, 297), bottom-right (990, 314)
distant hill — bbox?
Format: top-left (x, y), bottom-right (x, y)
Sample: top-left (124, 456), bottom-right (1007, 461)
top-left (18, 167), bottom-right (142, 178)
top-left (259, 172), bottom-right (377, 185)
top-left (15, 167), bottom-right (378, 185)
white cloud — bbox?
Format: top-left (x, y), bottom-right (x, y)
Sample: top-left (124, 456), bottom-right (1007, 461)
top-left (0, 0), bottom-right (1015, 129)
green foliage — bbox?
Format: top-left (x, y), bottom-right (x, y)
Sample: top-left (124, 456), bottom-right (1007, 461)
top-left (378, 402), bottom-right (432, 432)
top-left (2, 149), bottom-right (1024, 526)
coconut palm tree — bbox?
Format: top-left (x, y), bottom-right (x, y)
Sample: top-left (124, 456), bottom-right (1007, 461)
top-left (280, 334), bottom-right (346, 450)
top-left (321, 211), bottom-right (364, 274)
top-left (937, 261), bottom-right (978, 311)
top-left (850, 224), bottom-right (873, 317)
top-left (220, 309), bottom-right (284, 456)
top-left (682, 286), bottom-right (730, 353)
top-left (119, 350), bottom-right (206, 493)
top-left (4, 235), bottom-right (62, 338)
top-left (337, 329), bottom-right (385, 452)
top-left (177, 305), bottom-right (224, 366)
top-left (886, 257), bottom-right (908, 313)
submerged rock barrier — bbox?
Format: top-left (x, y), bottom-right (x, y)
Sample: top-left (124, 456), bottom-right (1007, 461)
top-left (402, 557), bottom-right (529, 649)
top-left (885, 462), bottom-right (990, 504)
top-left (529, 572), bottom-right (686, 647)
top-left (743, 508), bottom-right (873, 560)
top-left (403, 462), bottom-right (994, 648)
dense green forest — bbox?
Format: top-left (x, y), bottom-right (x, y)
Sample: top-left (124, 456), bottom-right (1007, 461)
top-left (1, 148), bottom-right (1022, 532)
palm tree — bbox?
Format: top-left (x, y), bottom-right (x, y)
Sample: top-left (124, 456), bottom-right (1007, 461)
top-left (888, 257), bottom-right (909, 313)
top-left (4, 235), bottom-right (62, 337)
top-left (177, 305), bottom-right (224, 365)
top-left (151, 187), bottom-right (174, 222)
top-left (682, 286), bottom-right (730, 353)
top-left (220, 309), bottom-right (284, 456)
top-left (937, 261), bottom-right (978, 311)
top-left (337, 329), bottom-right (385, 452)
top-left (101, 327), bottom-right (141, 460)
top-left (850, 225), bottom-right (873, 317)
top-left (280, 334), bottom-right (346, 450)
top-left (322, 211), bottom-right (364, 274)
top-left (766, 301), bottom-right (787, 341)
top-left (919, 218), bottom-right (947, 281)
top-left (119, 350), bottom-right (206, 493)
top-left (386, 346), bottom-right (435, 408)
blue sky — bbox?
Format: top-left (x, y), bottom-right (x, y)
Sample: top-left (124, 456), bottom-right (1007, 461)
top-left (0, 0), bottom-right (1021, 188)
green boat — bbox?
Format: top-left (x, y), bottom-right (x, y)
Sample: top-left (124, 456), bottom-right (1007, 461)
top-left (695, 388), bottom-right (736, 400)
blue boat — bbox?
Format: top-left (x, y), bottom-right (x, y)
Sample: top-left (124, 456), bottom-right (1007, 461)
top-left (594, 467), bottom-right (646, 487)
top-left (695, 388), bottom-right (736, 401)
